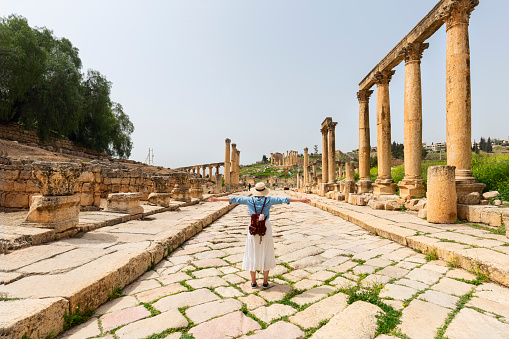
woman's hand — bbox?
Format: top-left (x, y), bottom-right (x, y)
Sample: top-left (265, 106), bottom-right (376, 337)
top-left (209, 196), bottom-right (219, 202)
top-left (301, 198), bottom-right (311, 204)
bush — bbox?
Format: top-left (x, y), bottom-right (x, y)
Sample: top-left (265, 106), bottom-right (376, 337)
top-left (472, 153), bottom-right (509, 200)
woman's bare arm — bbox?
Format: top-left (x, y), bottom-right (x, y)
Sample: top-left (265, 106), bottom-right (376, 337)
top-left (289, 197), bottom-right (311, 203)
top-left (208, 196), bottom-right (230, 202)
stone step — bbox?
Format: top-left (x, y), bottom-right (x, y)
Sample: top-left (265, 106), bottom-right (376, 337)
top-left (0, 195), bottom-right (243, 339)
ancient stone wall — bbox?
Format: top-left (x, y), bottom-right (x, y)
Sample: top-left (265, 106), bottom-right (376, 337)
top-left (0, 157), bottom-right (156, 209)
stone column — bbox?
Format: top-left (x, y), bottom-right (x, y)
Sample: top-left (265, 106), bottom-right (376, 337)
top-left (356, 89), bottom-right (374, 193)
top-left (427, 165), bottom-right (457, 223)
top-left (236, 150), bottom-right (241, 186)
top-left (321, 126), bottom-right (329, 184)
top-left (224, 138), bottom-right (231, 190)
top-left (398, 42), bottom-right (429, 199)
top-left (231, 143), bottom-right (237, 187)
top-left (441, 0), bottom-right (484, 197)
top-left (208, 166), bottom-right (213, 179)
top-left (303, 147), bottom-right (309, 186)
top-left (201, 165), bottom-right (206, 178)
top-left (328, 122), bottom-right (337, 184)
top-left (215, 164), bottom-right (220, 179)
top-left (372, 70), bottom-right (397, 195)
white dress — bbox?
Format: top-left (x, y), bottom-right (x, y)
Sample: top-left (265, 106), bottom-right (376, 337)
top-left (242, 219), bottom-right (276, 271)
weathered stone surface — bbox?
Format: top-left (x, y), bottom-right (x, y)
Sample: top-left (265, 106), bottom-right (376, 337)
top-left (399, 299), bottom-right (450, 339)
top-left (405, 268), bottom-right (442, 285)
top-left (311, 300), bottom-right (383, 339)
top-left (238, 294), bottom-right (267, 310)
top-left (380, 284), bottom-right (418, 300)
top-left (189, 311), bottom-right (261, 339)
top-left (95, 296), bottom-right (139, 316)
top-left (152, 289), bottom-right (220, 312)
top-left (293, 279), bottom-right (322, 290)
top-left (419, 290), bottom-right (458, 309)
top-left (135, 283), bottom-right (187, 303)
top-left (0, 244), bottom-right (74, 271)
top-left (0, 298), bottom-right (68, 339)
top-left (247, 321), bottom-right (304, 339)
top-left (32, 161), bottom-right (81, 196)
top-left (106, 192), bottom-right (144, 215)
top-left (445, 308), bottom-right (509, 339)
top-left (375, 266), bottom-right (409, 279)
top-left (291, 285), bottom-right (335, 306)
top-left (251, 303), bottom-right (297, 323)
top-left (59, 319), bottom-right (100, 339)
top-left (123, 279), bottom-right (162, 295)
top-left (192, 258), bottom-right (229, 267)
top-left (289, 292), bottom-right (348, 329)
top-left (25, 194), bottom-right (81, 232)
top-left (114, 309), bottom-right (188, 339)
top-left (459, 192), bottom-right (480, 205)
top-left (186, 276), bottom-right (228, 289)
top-left (157, 272), bottom-right (192, 285)
top-left (100, 305), bottom-right (151, 332)
top-left (258, 284), bottom-right (293, 302)
top-left (186, 299), bottom-right (242, 324)
top-left (431, 277), bottom-right (473, 296)
top-left (467, 297), bottom-right (509, 319)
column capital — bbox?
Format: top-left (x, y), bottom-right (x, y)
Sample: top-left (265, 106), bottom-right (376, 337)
top-left (304, 147), bottom-right (308, 153)
top-left (400, 42), bottom-right (429, 64)
top-left (437, 0), bottom-right (479, 28)
top-left (320, 126), bottom-right (328, 134)
top-left (231, 143), bottom-right (237, 149)
top-left (357, 90), bottom-right (374, 103)
top-left (225, 138), bottom-right (231, 144)
top-left (328, 122), bottom-right (338, 131)
top-left (373, 70), bottom-right (396, 85)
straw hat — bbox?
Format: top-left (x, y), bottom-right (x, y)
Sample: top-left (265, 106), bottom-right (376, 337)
top-left (251, 182), bottom-right (269, 197)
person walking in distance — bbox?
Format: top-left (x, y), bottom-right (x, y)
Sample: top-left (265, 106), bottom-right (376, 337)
top-left (209, 182), bottom-right (310, 287)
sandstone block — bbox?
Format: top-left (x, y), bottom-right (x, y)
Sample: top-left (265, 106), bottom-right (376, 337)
top-left (32, 161), bottom-right (81, 196)
top-left (248, 321), bottom-right (304, 339)
top-left (251, 303), bottom-right (297, 323)
top-left (385, 200), bottom-right (402, 211)
top-left (106, 192), bottom-right (144, 215)
top-left (458, 192), bottom-right (480, 205)
top-left (25, 195), bottom-right (80, 232)
top-left (482, 191), bottom-right (499, 200)
top-left (114, 309), bottom-right (188, 339)
top-left (100, 305), bottom-right (151, 332)
top-left (189, 311), bottom-right (260, 339)
top-left (4, 192), bottom-right (29, 208)
top-left (445, 308), bottom-right (509, 339)
top-left (399, 299), bottom-right (449, 339)
top-left (427, 166), bottom-right (457, 223)
top-left (147, 192), bottom-right (172, 207)
top-left (186, 299), bottom-right (242, 324)
top-left (289, 292), bottom-right (348, 329)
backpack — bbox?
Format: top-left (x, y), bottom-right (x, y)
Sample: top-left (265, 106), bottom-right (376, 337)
top-left (249, 197), bottom-right (267, 243)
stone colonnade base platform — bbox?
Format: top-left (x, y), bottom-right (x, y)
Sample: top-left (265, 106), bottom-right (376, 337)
top-left (397, 179), bottom-right (426, 200)
top-left (288, 191), bottom-right (509, 289)
top-left (0, 192), bottom-right (247, 339)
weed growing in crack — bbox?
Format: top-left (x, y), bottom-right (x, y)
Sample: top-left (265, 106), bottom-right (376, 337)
top-left (107, 285), bottom-right (123, 301)
top-left (424, 248), bottom-right (438, 261)
top-left (435, 289), bottom-right (475, 338)
top-left (63, 306), bottom-right (94, 331)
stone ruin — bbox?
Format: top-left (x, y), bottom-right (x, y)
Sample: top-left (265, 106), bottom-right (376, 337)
top-left (148, 175), bottom-right (173, 207)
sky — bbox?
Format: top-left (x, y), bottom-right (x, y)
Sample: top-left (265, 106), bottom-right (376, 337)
top-left (2, 0), bottom-right (508, 169)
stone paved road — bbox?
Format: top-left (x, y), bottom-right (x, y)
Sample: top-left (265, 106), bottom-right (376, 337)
top-left (60, 192), bottom-right (509, 339)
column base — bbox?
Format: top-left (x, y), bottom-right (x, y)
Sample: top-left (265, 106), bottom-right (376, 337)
top-left (318, 183), bottom-right (329, 196)
top-left (148, 192), bottom-right (172, 207)
top-left (373, 179), bottom-right (397, 196)
top-left (456, 179), bottom-right (486, 201)
top-left (397, 178), bottom-right (426, 200)
top-left (356, 179), bottom-right (373, 194)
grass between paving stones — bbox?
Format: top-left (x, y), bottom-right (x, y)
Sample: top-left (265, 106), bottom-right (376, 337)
top-left (141, 302), bottom-right (162, 317)
top-left (352, 259), bottom-right (366, 265)
top-left (467, 222), bottom-right (507, 236)
top-left (179, 280), bottom-right (196, 291)
top-left (446, 255), bottom-right (461, 268)
top-left (434, 289), bottom-right (475, 339)
top-left (106, 285), bottom-right (123, 301)
top-left (424, 248), bottom-right (438, 261)
top-left (470, 260), bottom-right (490, 283)
top-left (336, 276), bottom-right (402, 336)
top-left (62, 306), bottom-right (95, 331)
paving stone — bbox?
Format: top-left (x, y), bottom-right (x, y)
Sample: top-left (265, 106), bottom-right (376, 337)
top-left (245, 321), bottom-right (304, 339)
top-left (352, 264), bottom-right (376, 275)
top-left (329, 276), bottom-right (356, 288)
top-left (278, 246), bottom-right (322, 263)
top-left (419, 290), bottom-right (459, 309)
top-left (258, 284), bottom-right (294, 302)
top-left (445, 307), bottom-right (509, 339)
top-left (218, 266), bottom-right (239, 274)
top-left (186, 276), bottom-right (228, 289)
top-left (173, 246), bottom-right (210, 256)
top-left (467, 297), bottom-right (509, 319)
top-left (169, 255), bottom-right (194, 265)
top-left (399, 299), bottom-right (450, 339)
top-left (214, 286), bottom-right (244, 298)
top-left (289, 292), bottom-right (348, 329)
top-left (0, 272), bottom-right (22, 284)
top-left (395, 261), bottom-right (419, 270)
top-left (405, 255), bottom-right (427, 264)
top-left (383, 299), bottom-right (404, 310)
top-left (0, 244), bottom-right (74, 271)
top-left (157, 272), bottom-right (192, 285)
top-left (379, 284), bottom-right (418, 301)
top-left (446, 268), bottom-right (477, 281)
top-left (192, 258), bottom-right (229, 267)
top-left (361, 274), bottom-right (392, 286)
top-left (136, 283), bottom-right (187, 303)
top-left (59, 318), bottom-right (100, 339)
top-left (365, 257), bottom-right (393, 267)
top-left (122, 279), bottom-right (162, 295)
top-left (431, 277), bottom-right (473, 296)
top-left (186, 299), bottom-right (242, 324)
top-left (251, 303), bottom-right (297, 323)
top-left (405, 268), bottom-right (442, 285)
top-left (100, 305), bottom-right (151, 332)
top-left (293, 279), bottom-right (322, 290)
top-left (193, 249), bottom-right (227, 260)
top-left (376, 266), bottom-right (409, 279)
top-left (238, 280), bottom-right (263, 294)
top-left (290, 255), bottom-right (326, 269)
top-left (223, 253), bottom-right (244, 263)
top-left (222, 273), bottom-right (246, 284)
top-left (320, 255), bottom-right (351, 267)
top-left (188, 311), bottom-right (261, 339)
top-left (306, 270), bottom-right (335, 281)
top-left (291, 285), bottom-right (335, 306)
top-left (420, 262), bottom-right (449, 274)
top-left (269, 265), bottom-right (289, 276)
top-left (238, 294), bottom-right (267, 310)
top-left (192, 267), bottom-right (222, 278)
top-left (475, 283), bottom-right (509, 305)
top-left (394, 278), bottom-right (429, 291)
top-left (114, 309), bottom-right (188, 339)
top-left (95, 296), bottom-right (139, 316)
top-left (152, 288), bottom-right (220, 312)
top-left (311, 300), bottom-right (383, 339)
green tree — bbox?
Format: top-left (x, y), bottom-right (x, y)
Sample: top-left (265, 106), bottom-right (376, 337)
top-left (262, 155), bottom-right (268, 163)
top-left (391, 141), bottom-right (404, 160)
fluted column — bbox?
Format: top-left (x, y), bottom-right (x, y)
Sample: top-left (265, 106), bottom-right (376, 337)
top-left (224, 139), bottom-right (231, 190)
top-left (328, 122), bottom-right (337, 184)
top-left (440, 0), bottom-right (484, 197)
top-left (373, 70), bottom-right (397, 195)
top-left (398, 42), bottom-right (428, 199)
top-left (357, 90), bottom-right (374, 193)
top-left (303, 147), bottom-right (309, 186)
top-left (236, 150), bottom-right (240, 186)
top-left (231, 143), bottom-right (237, 187)
top-left (321, 126), bottom-right (328, 184)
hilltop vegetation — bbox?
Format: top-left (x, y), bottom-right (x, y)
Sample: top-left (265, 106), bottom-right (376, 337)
top-left (0, 15), bottom-right (134, 158)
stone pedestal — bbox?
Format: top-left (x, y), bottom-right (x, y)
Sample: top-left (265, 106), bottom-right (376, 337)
top-left (356, 179), bottom-right (373, 194)
top-left (319, 183), bottom-right (328, 197)
top-left (25, 195), bottom-right (80, 232)
top-left (373, 179), bottom-right (397, 196)
top-left (427, 166), bottom-right (457, 224)
top-left (147, 193), bottom-right (172, 207)
top-left (190, 178), bottom-right (204, 200)
top-left (106, 192), bottom-right (144, 215)
top-left (172, 172), bottom-right (191, 202)
top-left (398, 178), bottom-right (426, 200)
top-left (328, 122), bottom-right (337, 184)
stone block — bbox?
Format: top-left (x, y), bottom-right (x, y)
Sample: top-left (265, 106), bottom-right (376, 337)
top-left (32, 161), bottom-right (81, 196)
top-left (483, 191), bottom-right (499, 200)
top-left (427, 166), bottom-right (457, 223)
top-left (147, 193), bottom-right (172, 207)
top-left (106, 192), bottom-right (144, 215)
top-left (384, 200), bottom-right (402, 211)
top-left (418, 208), bottom-right (427, 219)
top-left (25, 195), bottom-right (80, 232)
top-left (4, 192), bottom-right (29, 208)
top-left (480, 208), bottom-right (502, 227)
top-left (458, 192), bottom-right (480, 205)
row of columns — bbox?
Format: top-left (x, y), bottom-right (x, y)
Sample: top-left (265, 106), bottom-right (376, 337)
top-left (357, 0), bottom-right (484, 198)
top-left (320, 117), bottom-right (338, 185)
